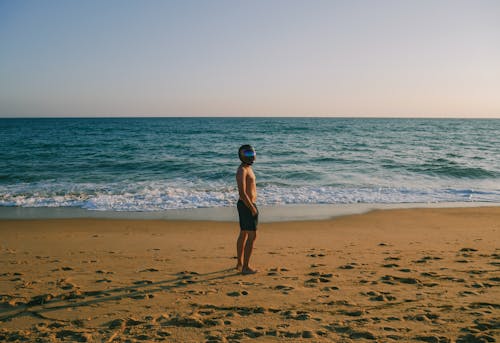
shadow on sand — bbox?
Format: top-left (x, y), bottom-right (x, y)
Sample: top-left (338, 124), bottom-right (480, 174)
top-left (0, 268), bottom-right (239, 322)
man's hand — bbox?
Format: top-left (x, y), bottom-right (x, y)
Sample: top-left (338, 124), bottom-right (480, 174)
top-left (251, 206), bottom-right (258, 217)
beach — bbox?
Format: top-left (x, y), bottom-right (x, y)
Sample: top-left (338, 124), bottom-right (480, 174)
top-left (1, 206), bottom-right (499, 342)
top-left (3, 1), bottom-right (500, 341)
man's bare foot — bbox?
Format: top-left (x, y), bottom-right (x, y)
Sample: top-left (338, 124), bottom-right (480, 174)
top-left (241, 267), bottom-right (258, 275)
top-left (235, 263), bottom-right (242, 271)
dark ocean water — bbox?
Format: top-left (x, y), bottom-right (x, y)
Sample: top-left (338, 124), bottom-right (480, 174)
top-left (1, 118), bottom-right (499, 210)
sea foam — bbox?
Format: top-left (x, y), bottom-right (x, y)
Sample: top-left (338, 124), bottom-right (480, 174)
top-left (1, 181), bottom-right (498, 211)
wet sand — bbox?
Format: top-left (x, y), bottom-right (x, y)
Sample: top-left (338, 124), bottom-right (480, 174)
top-left (1, 207), bottom-right (499, 342)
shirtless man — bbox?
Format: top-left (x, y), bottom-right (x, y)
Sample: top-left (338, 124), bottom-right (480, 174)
top-left (235, 144), bottom-right (258, 275)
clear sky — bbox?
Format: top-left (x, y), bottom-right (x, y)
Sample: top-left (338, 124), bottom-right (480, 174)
top-left (1, 0), bottom-right (499, 117)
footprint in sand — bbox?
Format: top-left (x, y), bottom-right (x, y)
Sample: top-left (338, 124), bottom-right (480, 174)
top-left (237, 328), bottom-right (264, 339)
top-left (57, 278), bottom-right (77, 290)
top-left (459, 290), bottom-right (479, 297)
top-left (273, 284), bottom-right (294, 294)
top-left (404, 313), bottom-right (440, 323)
top-left (440, 275), bottom-right (465, 283)
top-left (267, 267), bottom-right (289, 276)
top-left (326, 324), bottom-right (376, 339)
top-left (339, 263), bottom-right (357, 270)
top-left (459, 318), bottom-right (499, 341)
top-left (133, 280), bottom-right (153, 285)
top-left (321, 286), bottom-right (340, 291)
top-left (55, 330), bottom-right (93, 342)
top-left (229, 327), bottom-right (318, 340)
top-left (382, 263), bottom-right (400, 268)
top-left (414, 335), bottom-right (450, 342)
top-left (457, 333), bottom-right (496, 343)
top-left (306, 269), bottom-right (335, 288)
top-left (96, 278), bottom-right (112, 283)
top-left (186, 289), bottom-right (208, 295)
top-left (174, 273), bottom-right (198, 285)
top-left (460, 247), bottom-right (478, 252)
top-left (25, 293), bottom-right (55, 306)
top-left (309, 271), bottom-right (334, 283)
top-left (361, 290), bottom-right (397, 302)
top-left (125, 317), bottom-right (145, 326)
top-left (414, 256), bottom-right (443, 264)
top-left (164, 313), bottom-right (222, 328)
top-left (283, 330), bottom-right (316, 339)
top-left (381, 275), bottom-right (422, 286)
top-left (307, 253), bottom-right (325, 258)
top-left (130, 292), bottom-right (154, 299)
top-left (156, 329), bottom-right (171, 338)
top-left (420, 271), bottom-right (440, 278)
top-left (306, 248), bottom-right (327, 258)
top-left (95, 270), bottom-right (114, 275)
top-left (384, 256), bottom-right (401, 261)
top-left (205, 332), bottom-right (226, 343)
top-left (310, 263), bottom-right (326, 268)
top-left (467, 302), bottom-right (500, 310)
top-left (423, 282), bottom-right (439, 287)
top-left (104, 318), bottom-right (125, 330)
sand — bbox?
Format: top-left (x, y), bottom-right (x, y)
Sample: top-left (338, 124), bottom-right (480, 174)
top-left (0, 207), bottom-right (499, 342)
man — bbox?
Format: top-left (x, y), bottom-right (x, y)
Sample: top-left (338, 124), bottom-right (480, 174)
top-left (235, 144), bottom-right (258, 275)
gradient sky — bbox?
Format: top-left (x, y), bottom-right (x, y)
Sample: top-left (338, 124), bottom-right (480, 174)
top-left (1, 0), bottom-right (499, 117)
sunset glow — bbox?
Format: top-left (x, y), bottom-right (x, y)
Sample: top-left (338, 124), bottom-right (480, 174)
top-left (1, 0), bottom-right (499, 117)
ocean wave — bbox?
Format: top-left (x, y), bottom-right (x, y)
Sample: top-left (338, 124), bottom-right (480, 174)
top-left (1, 181), bottom-right (498, 211)
top-left (407, 158), bottom-right (499, 179)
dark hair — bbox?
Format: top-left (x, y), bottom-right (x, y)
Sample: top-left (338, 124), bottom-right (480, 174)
top-left (238, 144), bottom-right (256, 165)
top-left (239, 144), bottom-right (253, 155)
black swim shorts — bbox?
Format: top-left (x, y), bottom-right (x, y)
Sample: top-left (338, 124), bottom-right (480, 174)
top-left (237, 200), bottom-right (258, 231)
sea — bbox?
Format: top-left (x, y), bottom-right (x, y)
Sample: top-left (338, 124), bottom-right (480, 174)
top-left (1, 118), bottom-right (499, 212)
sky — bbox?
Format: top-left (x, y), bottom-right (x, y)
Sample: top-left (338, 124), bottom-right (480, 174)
top-left (0, 0), bottom-right (499, 118)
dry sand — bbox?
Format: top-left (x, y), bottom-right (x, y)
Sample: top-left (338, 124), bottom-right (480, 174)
top-left (0, 207), bottom-right (499, 342)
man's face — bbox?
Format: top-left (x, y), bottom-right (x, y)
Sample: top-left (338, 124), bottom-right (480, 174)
top-left (243, 149), bottom-right (256, 164)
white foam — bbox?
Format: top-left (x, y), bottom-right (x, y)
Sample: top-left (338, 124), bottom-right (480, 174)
top-left (0, 180), bottom-right (499, 211)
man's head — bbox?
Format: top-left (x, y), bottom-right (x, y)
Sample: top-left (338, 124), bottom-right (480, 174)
top-left (238, 144), bottom-right (256, 165)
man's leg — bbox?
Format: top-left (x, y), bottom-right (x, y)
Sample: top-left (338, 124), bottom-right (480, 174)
top-left (242, 230), bottom-right (257, 274)
top-left (236, 231), bottom-right (248, 270)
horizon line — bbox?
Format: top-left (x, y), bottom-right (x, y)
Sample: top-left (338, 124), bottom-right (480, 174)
top-left (1, 114), bottom-right (499, 119)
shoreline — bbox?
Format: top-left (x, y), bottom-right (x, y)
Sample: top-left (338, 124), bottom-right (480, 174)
top-left (0, 201), bottom-right (499, 222)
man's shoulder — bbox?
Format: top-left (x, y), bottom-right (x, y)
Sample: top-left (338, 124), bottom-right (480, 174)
top-left (236, 165), bottom-right (245, 174)
top-left (237, 165), bottom-right (253, 176)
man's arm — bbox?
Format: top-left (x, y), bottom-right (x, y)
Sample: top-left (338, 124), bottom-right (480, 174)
top-left (237, 167), bottom-right (257, 216)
